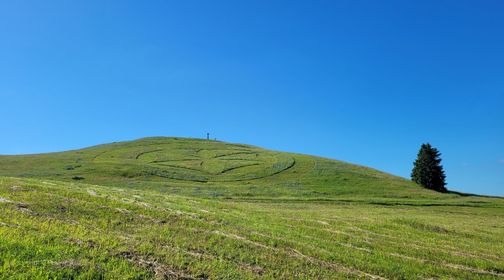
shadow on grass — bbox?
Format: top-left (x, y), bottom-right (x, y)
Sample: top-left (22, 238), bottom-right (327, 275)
top-left (448, 190), bottom-right (503, 199)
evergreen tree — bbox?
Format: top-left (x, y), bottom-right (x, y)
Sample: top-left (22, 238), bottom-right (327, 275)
top-left (411, 143), bottom-right (447, 192)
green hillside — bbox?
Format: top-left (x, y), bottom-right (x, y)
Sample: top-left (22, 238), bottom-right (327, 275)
top-left (0, 137), bottom-right (458, 201)
top-left (0, 137), bottom-right (503, 279)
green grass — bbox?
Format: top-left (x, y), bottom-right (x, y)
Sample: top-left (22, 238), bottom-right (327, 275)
top-left (0, 137), bottom-right (453, 200)
top-left (0, 137), bottom-right (503, 279)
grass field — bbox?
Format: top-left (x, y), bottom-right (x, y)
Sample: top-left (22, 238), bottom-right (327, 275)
top-left (0, 137), bottom-right (503, 279)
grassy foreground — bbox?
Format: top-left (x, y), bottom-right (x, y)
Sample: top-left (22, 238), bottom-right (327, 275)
top-left (0, 138), bottom-right (503, 279)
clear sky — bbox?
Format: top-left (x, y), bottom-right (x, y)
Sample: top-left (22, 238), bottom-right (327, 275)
top-left (1, 1), bottom-right (503, 196)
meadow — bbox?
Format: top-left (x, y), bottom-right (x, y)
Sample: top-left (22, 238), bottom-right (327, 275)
top-left (0, 137), bottom-right (503, 279)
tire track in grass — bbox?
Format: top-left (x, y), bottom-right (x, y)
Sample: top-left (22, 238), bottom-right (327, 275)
top-left (292, 217), bottom-right (504, 278)
top-left (324, 216), bottom-right (503, 262)
top-left (0, 197), bottom-right (13, 203)
top-left (220, 163), bottom-right (261, 174)
top-left (118, 251), bottom-right (200, 280)
top-left (212, 158), bottom-right (296, 182)
top-left (161, 243), bottom-right (266, 276)
top-left (213, 151), bottom-right (256, 158)
top-left (388, 253), bottom-right (504, 278)
top-left (151, 158), bottom-right (200, 163)
top-left (288, 248), bottom-right (388, 280)
top-left (319, 220), bottom-right (503, 262)
top-left (280, 222), bottom-right (504, 279)
top-left (218, 210), bottom-right (504, 279)
top-left (135, 149), bottom-right (164, 159)
top-left (298, 228), bottom-right (504, 278)
top-left (211, 230), bottom-right (388, 279)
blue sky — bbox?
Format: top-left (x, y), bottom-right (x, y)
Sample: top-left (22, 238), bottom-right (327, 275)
top-left (1, 1), bottom-right (503, 196)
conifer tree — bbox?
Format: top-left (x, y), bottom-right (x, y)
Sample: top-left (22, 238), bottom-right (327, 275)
top-left (411, 143), bottom-right (447, 192)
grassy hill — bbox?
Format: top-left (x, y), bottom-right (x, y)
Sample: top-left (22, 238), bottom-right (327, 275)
top-left (0, 137), bottom-right (503, 279)
top-left (0, 137), bottom-right (468, 202)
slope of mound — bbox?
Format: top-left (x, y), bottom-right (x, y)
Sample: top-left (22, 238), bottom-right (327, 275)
top-left (1, 177), bottom-right (503, 279)
top-left (0, 137), bottom-right (446, 201)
